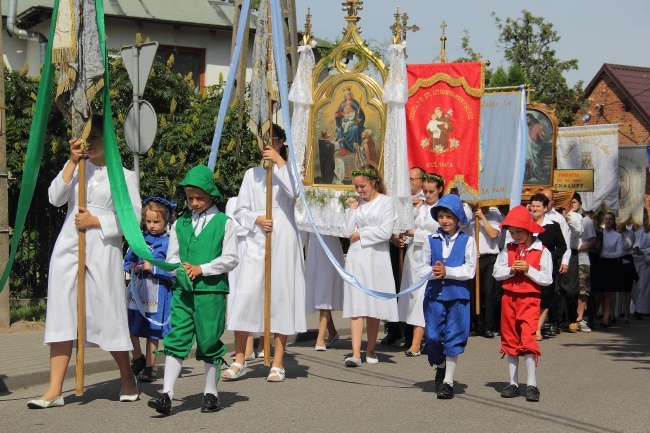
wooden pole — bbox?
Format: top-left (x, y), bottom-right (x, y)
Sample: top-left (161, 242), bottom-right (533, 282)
top-left (263, 0), bottom-right (273, 368)
top-left (474, 214), bottom-right (481, 316)
top-left (76, 153), bottom-right (87, 396)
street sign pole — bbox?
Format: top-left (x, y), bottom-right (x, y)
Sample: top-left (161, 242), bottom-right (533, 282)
top-left (131, 45), bottom-right (141, 192)
top-left (121, 41), bottom-right (158, 193)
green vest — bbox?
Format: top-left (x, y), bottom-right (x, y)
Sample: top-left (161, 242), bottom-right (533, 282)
top-left (174, 209), bottom-right (230, 293)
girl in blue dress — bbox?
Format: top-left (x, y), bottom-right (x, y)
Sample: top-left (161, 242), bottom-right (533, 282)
top-left (125, 197), bottom-right (176, 382)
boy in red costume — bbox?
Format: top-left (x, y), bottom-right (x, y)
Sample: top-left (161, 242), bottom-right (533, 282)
top-left (492, 205), bottom-right (553, 402)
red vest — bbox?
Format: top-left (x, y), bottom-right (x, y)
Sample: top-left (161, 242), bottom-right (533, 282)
top-left (502, 243), bottom-right (544, 294)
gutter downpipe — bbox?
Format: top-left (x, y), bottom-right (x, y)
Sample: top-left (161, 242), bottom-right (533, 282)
top-left (6, 0), bottom-right (47, 64)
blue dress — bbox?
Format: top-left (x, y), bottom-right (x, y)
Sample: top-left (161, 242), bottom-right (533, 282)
top-left (124, 231), bottom-right (174, 339)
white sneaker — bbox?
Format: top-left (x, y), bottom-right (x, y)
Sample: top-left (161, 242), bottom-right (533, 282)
top-left (578, 320), bottom-right (592, 332)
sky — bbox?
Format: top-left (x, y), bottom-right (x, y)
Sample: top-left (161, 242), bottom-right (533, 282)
top-left (295, 0), bottom-right (650, 87)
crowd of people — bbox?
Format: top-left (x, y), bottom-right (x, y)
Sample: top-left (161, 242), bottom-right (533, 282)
top-left (27, 120), bottom-right (650, 413)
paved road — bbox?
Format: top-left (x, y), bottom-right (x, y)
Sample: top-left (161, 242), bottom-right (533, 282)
top-left (1, 318), bottom-right (649, 433)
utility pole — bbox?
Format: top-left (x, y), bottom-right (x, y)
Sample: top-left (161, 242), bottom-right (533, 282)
top-left (0, 1), bottom-right (10, 328)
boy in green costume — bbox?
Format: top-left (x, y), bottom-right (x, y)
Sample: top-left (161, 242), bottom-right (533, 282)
top-left (148, 165), bottom-right (239, 415)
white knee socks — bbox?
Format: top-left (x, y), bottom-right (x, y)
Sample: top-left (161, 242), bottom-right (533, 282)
top-left (162, 356), bottom-right (183, 399)
top-left (508, 355), bottom-right (519, 386)
top-left (443, 355), bottom-right (457, 384)
top-left (525, 354), bottom-right (537, 387)
top-left (204, 362), bottom-right (218, 396)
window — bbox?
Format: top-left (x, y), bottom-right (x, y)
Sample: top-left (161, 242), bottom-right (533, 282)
top-left (156, 45), bottom-right (205, 92)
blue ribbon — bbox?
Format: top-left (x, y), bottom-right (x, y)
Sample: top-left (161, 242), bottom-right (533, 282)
top-left (207, 0), bottom-right (252, 171)
top-left (269, 0), bottom-right (432, 300)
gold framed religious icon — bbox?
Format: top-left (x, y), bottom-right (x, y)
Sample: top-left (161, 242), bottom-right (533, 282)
top-left (308, 78), bottom-right (385, 187)
top-left (522, 103), bottom-right (558, 194)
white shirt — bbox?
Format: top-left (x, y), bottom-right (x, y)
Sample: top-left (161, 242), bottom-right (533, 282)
top-left (492, 238), bottom-right (554, 287)
top-left (419, 230), bottom-right (477, 281)
top-left (600, 229), bottom-right (622, 259)
top-left (545, 208), bottom-right (571, 266)
top-left (466, 207), bottom-right (503, 254)
top-left (578, 214), bottom-right (596, 265)
top-left (166, 205), bottom-right (240, 276)
top-left (566, 210), bottom-right (583, 250)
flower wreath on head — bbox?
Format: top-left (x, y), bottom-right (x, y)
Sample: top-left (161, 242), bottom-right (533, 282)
top-left (351, 168), bottom-right (379, 181)
top-left (143, 196), bottom-right (177, 222)
top-left (422, 173), bottom-right (444, 184)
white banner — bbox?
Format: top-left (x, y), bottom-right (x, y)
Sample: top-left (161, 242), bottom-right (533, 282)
top-left (618, 146), bottom-right (646, 226)
top-left (557, 124), bottom-right (619, 212)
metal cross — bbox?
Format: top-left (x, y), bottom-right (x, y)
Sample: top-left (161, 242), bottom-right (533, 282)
top-left (342, 0), bottom-right (363, 17)
top-left (390, 7), bottom-right (419, 45)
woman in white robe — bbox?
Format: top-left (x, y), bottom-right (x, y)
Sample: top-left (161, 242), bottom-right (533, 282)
top-left (225, 128), bottom-right (306, 382)
top-left (343, 165), bottom-right (397, 367)
top-left (632, 211), bottom-right (650, 316)
top-left (398, 175), bottom-right (443, 356)
top-left (305, 234), bottom-right (344, 350)
top-left (28, 118), bottom-right (141, 409)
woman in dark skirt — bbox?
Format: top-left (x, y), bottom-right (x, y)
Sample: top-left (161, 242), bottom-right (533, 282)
top-left (598, 212), bottom-right (623, 327)
top-left (617, 222), bottom-right (637, 322)
top-left (529, 194), bottom-right (567, 340)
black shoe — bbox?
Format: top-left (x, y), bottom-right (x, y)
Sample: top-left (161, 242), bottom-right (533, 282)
top-left (434, 366), bottom-right (446, 391)
top-left (437, 382), bottom-right (454, 399)
top-left (469, 330), bottom-right (479, 337)
top-left (148, 393), bottom-right (172, 415)
top-left (483, 328), bottom-right (495, 338)
top-left (525, 385), bottom-right (540, 402)
top-left (500, 384), bottom-right (519, 398)
top-left (130, 354), bottom-right (146, 376)
top-left (548, 323), bottom-right (557, 336)
top-left (201, 393), bottom-right (221, 413)
top-left (380, 334), bottom-right (400, 346)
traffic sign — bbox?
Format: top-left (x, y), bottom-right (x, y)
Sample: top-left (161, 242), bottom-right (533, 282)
top-left (121, 42), bottom-right (158, 95)
top-left (124, 101), bottom-right (157, 155)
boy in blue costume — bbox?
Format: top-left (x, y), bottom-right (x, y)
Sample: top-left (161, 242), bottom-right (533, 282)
top-left (420, 194), bottom-right (476, 399)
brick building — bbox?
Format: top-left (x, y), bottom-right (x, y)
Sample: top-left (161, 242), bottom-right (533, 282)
top-left (576, 63), bottom-right (650, 202)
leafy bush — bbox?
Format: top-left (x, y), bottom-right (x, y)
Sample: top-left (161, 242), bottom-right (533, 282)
top-left (5, 49), bottom-right (261, 298)
top-left (9, 304), bottom-right (47, 323)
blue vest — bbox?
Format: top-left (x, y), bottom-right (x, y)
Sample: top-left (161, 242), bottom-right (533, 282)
top-left (425, 231), bottom-right (470, 301)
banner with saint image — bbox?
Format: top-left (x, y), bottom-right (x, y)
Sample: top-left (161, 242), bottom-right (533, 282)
top-left (406, 62), bottom-right (484, 198)
top-left (618, 146), bottom-right (646, 227)
top-left (557, 124), bottom-right (619, 212)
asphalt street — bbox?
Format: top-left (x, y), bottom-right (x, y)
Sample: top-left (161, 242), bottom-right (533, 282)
top-left (1, 319), bottom-right (649, 433)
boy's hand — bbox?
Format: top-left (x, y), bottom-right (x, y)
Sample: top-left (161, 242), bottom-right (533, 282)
top-left (349, 232), bottom-right (361, 243)
top-left (183, 262), bottom-right (203, 280)
top-left (432, 260), bottom-right (446, 279)
top-left (140, 260), bottom-right (152, 273)
top-left (512, 260), bottom-right (530, 273)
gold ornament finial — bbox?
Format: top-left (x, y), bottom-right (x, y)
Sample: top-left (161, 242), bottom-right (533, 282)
top-left (302, 8), bottom-right (313, 46)
top-left (342, 0), bottom-right (363, 17)
top-left (433, 21), bottom-right (448, 63)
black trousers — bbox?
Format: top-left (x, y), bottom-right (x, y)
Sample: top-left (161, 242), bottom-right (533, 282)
top-left (469, 254), bottom-right (498, 331)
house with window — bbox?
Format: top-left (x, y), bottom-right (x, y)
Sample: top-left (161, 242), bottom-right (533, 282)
top-left (2, 0), bottom-right (258, 92)
top-left (575, 63), bottom-right (650, 200)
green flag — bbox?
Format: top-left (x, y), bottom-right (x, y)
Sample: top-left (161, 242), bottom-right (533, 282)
top-left (0, 0), bottom-right (175, 293)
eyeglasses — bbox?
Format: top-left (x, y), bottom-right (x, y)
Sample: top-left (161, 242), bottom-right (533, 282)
top-left (410, 178), bottom-right (423, 182)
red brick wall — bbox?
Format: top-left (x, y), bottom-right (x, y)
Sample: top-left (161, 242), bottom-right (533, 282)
top-left (574, 76), bottom-right (650, 201)
top-left (575, 77), bottom-right (650, 145)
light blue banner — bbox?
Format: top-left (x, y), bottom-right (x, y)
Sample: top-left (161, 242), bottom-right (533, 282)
top-left (468, 91), bottom-right (526, 206)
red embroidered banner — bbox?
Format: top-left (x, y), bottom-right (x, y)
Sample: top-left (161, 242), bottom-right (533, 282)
top-left (406, 62), bottom-right (484, 198)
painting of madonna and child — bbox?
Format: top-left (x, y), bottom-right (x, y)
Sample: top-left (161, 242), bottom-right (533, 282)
top-left (312, 83), bottom-right (383, 186)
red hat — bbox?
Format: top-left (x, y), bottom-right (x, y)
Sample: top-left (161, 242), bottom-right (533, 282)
top-left (500, 205), bottom-right (544, 234)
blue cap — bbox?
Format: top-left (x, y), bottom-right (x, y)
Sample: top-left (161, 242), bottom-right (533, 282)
top-left (431, 194), bottom-right (469, 225)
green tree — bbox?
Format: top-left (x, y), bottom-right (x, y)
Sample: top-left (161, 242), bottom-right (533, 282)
top-left (6, 54), bottom-right (260, 298)
top-left (488, 63), bottom-right (527, 88)
top-left (492, 10), bottom-right (584, 125)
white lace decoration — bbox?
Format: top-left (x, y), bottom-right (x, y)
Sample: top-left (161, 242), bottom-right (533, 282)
top-left (383, 42), bottom-right (413, 233)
